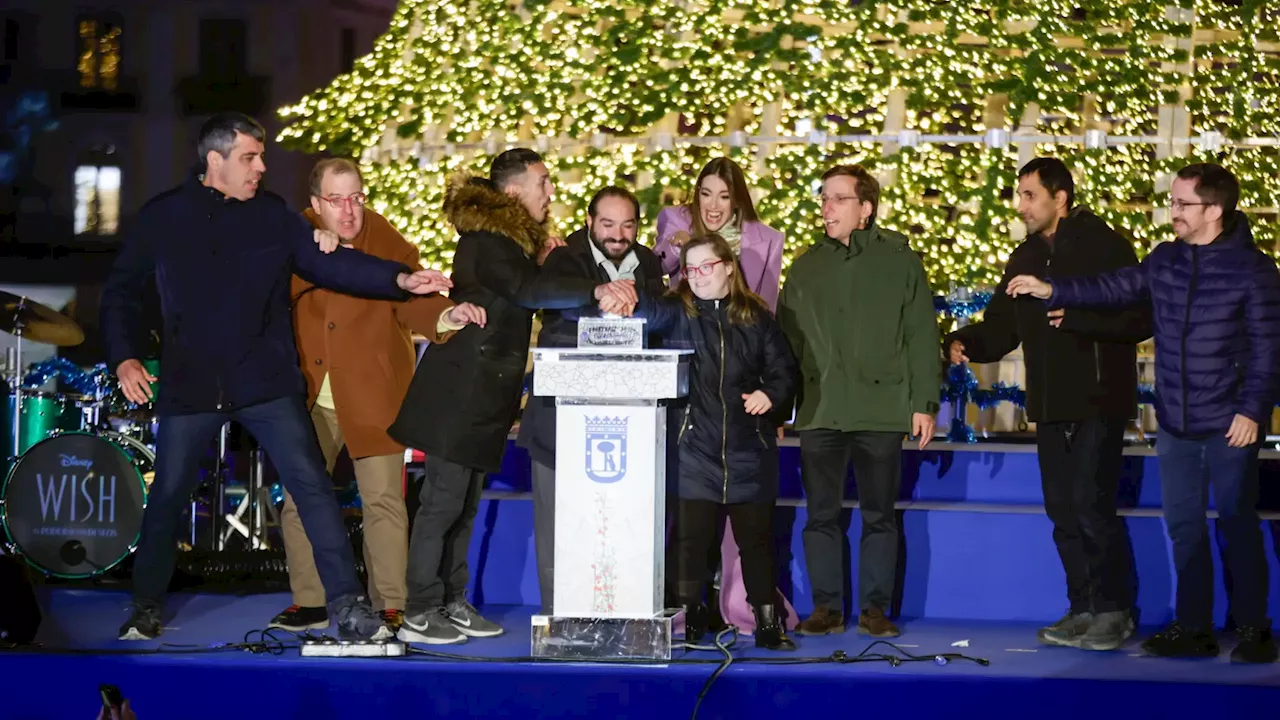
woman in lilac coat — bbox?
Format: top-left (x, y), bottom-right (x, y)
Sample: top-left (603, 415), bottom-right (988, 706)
top-left (653, 157), bottom-right (796, 635)
top-left (653, 158), bottom-right (785, 313)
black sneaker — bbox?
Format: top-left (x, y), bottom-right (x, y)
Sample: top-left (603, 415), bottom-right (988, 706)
top-left (118, 604), bottom-right (162, 641)
top-left (1141, 622), bottom-right (1219, 658)
top-left (268, 605), bottom-right (329, 632)
top-left (1231, 626), bottom-right (1278, 664)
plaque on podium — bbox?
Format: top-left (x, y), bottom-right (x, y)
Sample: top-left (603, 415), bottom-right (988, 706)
top-left (528, 320), bottom-right (691, 660)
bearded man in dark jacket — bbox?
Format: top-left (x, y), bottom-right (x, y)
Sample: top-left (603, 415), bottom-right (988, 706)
top-left (388, 149), bottom-right (636, 645)
top-left (514, 185), bottom-right (667, 614)
top-left (1008, 162), bottom-right (1280, 664)
top-left (947, 158), bottom-right (1152, 652)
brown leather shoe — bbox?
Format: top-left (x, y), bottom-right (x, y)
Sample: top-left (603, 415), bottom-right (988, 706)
top-left (858, 607), bottom-right (900, 638)
top-left (797, 606), bottom-right (846, 636)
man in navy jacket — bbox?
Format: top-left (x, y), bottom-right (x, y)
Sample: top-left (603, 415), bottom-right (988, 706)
top-left (1009, 163), bottom-right (1280, 663)
top-left (101, 112), bottom-right (446, 641)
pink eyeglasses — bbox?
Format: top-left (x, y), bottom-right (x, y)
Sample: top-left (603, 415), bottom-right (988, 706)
top-left (684, 260), bottom-right (727, 277)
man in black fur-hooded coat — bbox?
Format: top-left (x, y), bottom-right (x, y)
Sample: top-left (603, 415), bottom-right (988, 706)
top-left (388, 149), bottom-right (634, 645)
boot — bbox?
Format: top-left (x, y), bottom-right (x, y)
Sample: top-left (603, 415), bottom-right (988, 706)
top-left (753, 604), bottom-right (796, 651)
top-left (706, 584), bottom-right (729, 634)
top-left (682, 602), bottom-right (711, 643)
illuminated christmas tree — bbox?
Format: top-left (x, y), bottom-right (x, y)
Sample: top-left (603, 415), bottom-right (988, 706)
top-left (278, 1), bottom-right (1279, 289)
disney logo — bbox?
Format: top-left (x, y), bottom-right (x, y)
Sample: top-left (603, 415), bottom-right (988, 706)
top-left (59, 455), bottom-right (93, 469)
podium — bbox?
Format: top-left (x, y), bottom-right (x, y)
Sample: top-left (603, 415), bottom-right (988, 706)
top-left (528, 341), bottom-right (691, 660)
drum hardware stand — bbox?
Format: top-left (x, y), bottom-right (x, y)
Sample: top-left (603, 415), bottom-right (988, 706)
top-left (219, 447), bottom-right (278, 550)
top-left (211, 422), bottom-right (232, 549)
top-left (7, 300), bottom-right (27, 460)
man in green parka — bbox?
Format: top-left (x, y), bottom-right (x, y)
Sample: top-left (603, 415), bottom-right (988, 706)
top-left (778, 164), bottom-right (941, 638)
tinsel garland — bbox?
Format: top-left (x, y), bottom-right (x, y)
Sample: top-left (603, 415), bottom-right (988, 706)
top-left (934, 290), bottom-right (993, 321)
top-left (21, 358), bottom-right (100, 396)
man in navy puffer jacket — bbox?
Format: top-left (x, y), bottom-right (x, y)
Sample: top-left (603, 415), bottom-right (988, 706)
top-left (1008, 163), bottom-right (1280, 663)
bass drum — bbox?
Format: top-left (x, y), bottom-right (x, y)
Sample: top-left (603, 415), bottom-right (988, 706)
top-left (0, 431), bottom-right (152, 578)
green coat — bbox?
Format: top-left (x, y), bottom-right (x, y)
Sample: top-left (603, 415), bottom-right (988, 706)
top-left (777, 226), bottom-right (942, 433)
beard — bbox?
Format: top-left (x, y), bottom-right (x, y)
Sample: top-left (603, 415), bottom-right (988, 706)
top-left (590, 228), bottom-right (634, 261)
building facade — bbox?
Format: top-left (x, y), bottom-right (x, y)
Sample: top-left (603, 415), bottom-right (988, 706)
top-left (0, 0), bottom-right (396, 368)
top-left (0, 0), bottom-right (397, 247)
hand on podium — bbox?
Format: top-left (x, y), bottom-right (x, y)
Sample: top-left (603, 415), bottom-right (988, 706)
top-left (595, 280), bottom-right (637, 317)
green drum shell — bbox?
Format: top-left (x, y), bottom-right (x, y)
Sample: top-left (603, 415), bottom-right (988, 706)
top-left (2, 392), bottom-right (83, 457)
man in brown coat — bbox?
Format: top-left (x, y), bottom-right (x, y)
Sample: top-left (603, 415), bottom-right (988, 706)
top-left (268, 158), bottom-right (485, 632)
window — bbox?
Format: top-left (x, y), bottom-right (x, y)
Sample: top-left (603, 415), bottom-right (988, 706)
top-left (199, 19), bottom-right (247, 79)
top-left (340, 27), bottom-right (356, 73)
top-left (3, 18), bottom-right (18, 62)
top-left (77, 17), bottom-right (122, 90)
top-left (74, 163), bottom-right (121, 235)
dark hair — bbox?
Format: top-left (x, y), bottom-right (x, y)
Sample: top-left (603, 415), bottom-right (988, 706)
top-left (1175, 163), bottom-right (1239, 218)
top-left (309, 158), bottom-right (363, 197)
top-left (587, 186), bottom-right (640, 221)
top-left (489, 148), bottom-right (544, 190)
top-left (820, 164), bottom-right (880, 220)
top-left (687, 158), bottom-right (759, 236)
top-left (197, 112), bottom-right (265, 163)
top-left (673, 233), bottom-right (768, 326)
top-left (1018, 157), bottom-right (1075, 209)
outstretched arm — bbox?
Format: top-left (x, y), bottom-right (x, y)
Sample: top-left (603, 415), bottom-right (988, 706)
top-left (1053, 235), bottom-right (1153, 343)
top-left (474, 235), bottom-right (614, 310)
top-left (289, 214), bottom-right (410, 299)
top-left (1009, 259), bottom-right (1152, 309)
top-left (631, 290), bottom-right (686, 335)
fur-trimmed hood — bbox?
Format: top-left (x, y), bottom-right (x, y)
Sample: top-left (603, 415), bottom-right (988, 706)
top-left (443, 173), bottom-right (546, 257)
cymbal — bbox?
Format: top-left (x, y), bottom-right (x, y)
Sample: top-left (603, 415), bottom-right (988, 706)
top-left (0, 291), bottom-right (85, 346)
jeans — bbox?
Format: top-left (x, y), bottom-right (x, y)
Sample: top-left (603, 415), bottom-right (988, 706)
top-left (132, 396), bottom-right (363, 611)
top-left (405, 455), bottom-right (485, 612)
top-left (1158, 429), bottom-right (1268, 630)
top-left (1037, 417), bottom-right (1136, 614)
top-left (799, 429), bottom-right (902, 613)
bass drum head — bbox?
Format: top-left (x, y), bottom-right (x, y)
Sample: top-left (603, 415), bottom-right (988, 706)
top-left (1, 432), bottom-right (150, 578)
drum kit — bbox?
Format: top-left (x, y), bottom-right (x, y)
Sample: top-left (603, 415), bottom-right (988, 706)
top-left (1, 291), bottom-right (155, 581)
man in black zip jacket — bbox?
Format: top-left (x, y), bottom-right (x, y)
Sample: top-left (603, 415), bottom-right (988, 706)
top-left (946, 157), bottom-right (1152, 650)
top-left (514, 186), bottom-right (667, 614)
top-left (101, 112), bottom-right (446, 641)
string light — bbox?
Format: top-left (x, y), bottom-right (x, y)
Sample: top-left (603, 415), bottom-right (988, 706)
top-left (277, 0), bottom-right (1280, 289)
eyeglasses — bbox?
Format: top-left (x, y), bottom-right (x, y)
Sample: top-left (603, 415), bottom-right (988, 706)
top-left (1170, 199), bottom-right (1209, 211)
top-left (320, 193), bottom-right (366, 209)
top-left (819, 194), bottom-right (857, 206)
top-left (684, 260), bottom-right (727, 277)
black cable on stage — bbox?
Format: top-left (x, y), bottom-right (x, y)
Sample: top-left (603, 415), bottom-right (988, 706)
top-left (2, 624), bottom-right (991, 720)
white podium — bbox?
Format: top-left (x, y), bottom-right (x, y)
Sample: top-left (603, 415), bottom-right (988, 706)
top-left (528, 344), bottom-right (691, 660)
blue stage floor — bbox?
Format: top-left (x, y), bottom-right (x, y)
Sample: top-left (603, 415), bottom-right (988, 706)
top-left (3, 589), bottom-right (1277, 720)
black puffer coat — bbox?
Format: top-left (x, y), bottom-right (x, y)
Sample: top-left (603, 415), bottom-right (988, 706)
top-left (640, 295), bottom-right (797, 504)
top-left (388, 176), bottom-right (600, 472)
